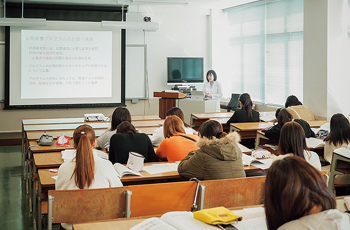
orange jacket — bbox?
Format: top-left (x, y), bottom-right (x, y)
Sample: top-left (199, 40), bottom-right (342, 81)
top-left (156, 133), bottom-right (199, 161)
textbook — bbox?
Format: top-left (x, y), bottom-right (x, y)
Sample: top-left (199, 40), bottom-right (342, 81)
top-left (242, 154), bottom-right (272, 170)
top-left (130, 211), bottom-right (218, 230)
top-left (305, 137), bottom-right (325, 148)
top-left (113, 163), bottom-right (142, 177)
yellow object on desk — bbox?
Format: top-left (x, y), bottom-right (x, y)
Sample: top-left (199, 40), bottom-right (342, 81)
top-left (193, 206), bottom-right (242, 225)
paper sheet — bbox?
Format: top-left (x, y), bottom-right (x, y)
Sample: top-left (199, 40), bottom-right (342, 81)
top-left (52, 176), bottom-right (58, 180)
top-left (143, 163), bottom-right (178, 174)
top-left (232, 216), bottom-right (267, 230)
top-left (243, 207), bottom-right (265, 214)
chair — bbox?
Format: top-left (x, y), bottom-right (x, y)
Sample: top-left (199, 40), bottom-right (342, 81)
top-left (328, 149), bottom-right (350, 194)
top-left (226, 93), bottom-right (240, 112)
top-left (127, 180), bottom-right (198, 217)
top-left (47, 187), bottom-right (129, 230)
top-left (199, 176), bottom-right (266, 209)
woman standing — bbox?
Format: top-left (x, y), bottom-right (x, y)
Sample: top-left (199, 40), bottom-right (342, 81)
top-left (203, 70), bottom-right (222, 99)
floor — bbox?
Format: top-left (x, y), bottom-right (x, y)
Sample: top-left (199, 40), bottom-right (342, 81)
top-left (0, 145), bottom-right (33, 230)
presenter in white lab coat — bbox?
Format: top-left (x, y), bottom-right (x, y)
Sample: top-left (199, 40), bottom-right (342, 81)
top-left (204, 70), bottom-right (222, 112)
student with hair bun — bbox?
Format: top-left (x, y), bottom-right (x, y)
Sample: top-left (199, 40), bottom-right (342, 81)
top-left (265, 156), bottom-right (350, 230)
top-left (56, 125), bottom-right (122, 230)
top-left (178, 120), bottom-right (246, 180)
top-left (226, 93), bottom-right (260, 125)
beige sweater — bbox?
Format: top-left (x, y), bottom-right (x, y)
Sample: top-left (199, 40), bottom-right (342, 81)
top-left (286, 105), bottom-right (316, 121)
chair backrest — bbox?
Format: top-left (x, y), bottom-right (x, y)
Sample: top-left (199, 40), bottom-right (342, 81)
top-left (128, 181), bottom-right (198, 217)
top-left (227, 93), bottom-right (240, 109)
top-left (200, 176), bottom-right (266, 209)
top-left (48, 187), bottom-right (128, 225)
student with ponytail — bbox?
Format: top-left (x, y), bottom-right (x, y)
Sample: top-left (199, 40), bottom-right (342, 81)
top-left (178, 120), bottom-right (246, 180)
top-left (226, 93), bottom-right (260, 125)
top-left (56, 125), bottom-right (122, 230)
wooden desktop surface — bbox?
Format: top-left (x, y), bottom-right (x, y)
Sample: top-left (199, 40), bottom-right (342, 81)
top-left (26, 126), bottom-right (159, 141)
top-left (73, 197), bottom-right (348, 230)
top-left (22, 114), bottom-right (160, 125)
top-left (191, 112), bottom-right (234, 119)
top-left (23, 119), bottom-right (164, 132)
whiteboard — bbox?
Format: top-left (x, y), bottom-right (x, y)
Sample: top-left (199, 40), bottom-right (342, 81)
top-left (0, 44), bottom-right (4, 102)
top-left (126, 44), bottom-right (148, 99)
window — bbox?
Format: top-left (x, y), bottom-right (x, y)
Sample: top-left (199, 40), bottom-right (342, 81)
top-left (221, 0), bottom-right (303, 105)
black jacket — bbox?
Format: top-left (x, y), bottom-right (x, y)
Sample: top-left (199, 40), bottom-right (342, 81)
top-left (264, 119), bottom-right (315, 141)
top-left (109, 133), bottom-right (159, 164)
top-left (227, 109), bottom-right (260, 125)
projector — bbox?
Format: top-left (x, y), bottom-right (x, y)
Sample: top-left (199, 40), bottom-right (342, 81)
top-left (84, 113), bottom-right (106, 122)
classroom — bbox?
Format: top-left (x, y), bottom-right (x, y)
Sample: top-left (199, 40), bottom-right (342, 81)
top-left (1, 0), bottom-right (350, 229)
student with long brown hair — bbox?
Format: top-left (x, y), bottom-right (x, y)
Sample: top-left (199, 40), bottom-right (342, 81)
top-left (56, 125), bottom-right (122, 230)
top-left (285, 95), bottom-right (317, 121)
top-left (109, 121), bottom-right (159, 164)
top-left (156, 115), bottom-right (199, 161)
top-left (96, 107), bottom-right (131, 150)
top-left (324, 113), bottom-right (350, 163)
top-left (149, 107), bottom-right (196, 146)
top-left (265, 156), bottom-right (349, 230)
top-left (226, 93), bottom-right (260, 125)
top-left (272, 121), bottom-right (321, 170)
top-left (178, 120), bottom-right (245, 180)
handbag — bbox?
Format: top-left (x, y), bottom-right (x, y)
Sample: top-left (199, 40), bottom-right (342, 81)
top-left (38, 133), bottom-right (53, 146)
top-left (193, 207), bottom-right (242, 225)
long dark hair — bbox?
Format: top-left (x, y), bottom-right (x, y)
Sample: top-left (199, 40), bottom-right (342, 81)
top-left (324, 113), bottom-right (350, 146)
top-left (111, 107), bottom-right (131, 131)
top-left (265, 156), bottom-right (335, 230)
top-left (285, 95), bottom-right (302, 108)
top-left (277, 108), bottom-right (292, 125)
top-left (165, 107), bottom-right (190, 127)
top-left (199, 120), bottom-right (226, 139)
top-left (116, 121), bottom-right (137, 134)
top-left (239, 93), bottom-right (253, 119)
top-left (278, 121), bottom-right (308, 159)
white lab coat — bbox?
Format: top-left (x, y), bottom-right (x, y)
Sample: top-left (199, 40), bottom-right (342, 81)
top-left (204, 81), bottom-right (222, 112)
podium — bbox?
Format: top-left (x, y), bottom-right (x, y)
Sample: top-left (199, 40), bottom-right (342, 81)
top-left (153, 92), bottom-right (186, 119)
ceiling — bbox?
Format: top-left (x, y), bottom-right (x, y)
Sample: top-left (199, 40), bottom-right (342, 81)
top-left (4, 0), bottom-right (258, 9)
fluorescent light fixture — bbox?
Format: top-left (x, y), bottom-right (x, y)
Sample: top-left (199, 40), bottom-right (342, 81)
top-left (101, 21), bottom-right (159, 31)
top-left (0, 18), bottom-right (46, 27)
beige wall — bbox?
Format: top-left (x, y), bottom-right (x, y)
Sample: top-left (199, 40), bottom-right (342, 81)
top-left (0, 99), bottom-right (159, 134)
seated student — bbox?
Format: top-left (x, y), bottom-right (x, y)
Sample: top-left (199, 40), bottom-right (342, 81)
top-left (226, 93), bottom-right (260, 125)
top-left (271, 121), bottom-right (321, 170)
top-left (156, 115), bottom-right (199, 161)
top-left (56, 125), bottom-right (123, 230)
top-left (149, 107), bottom-right (196, 146)
top-left (96, 107), bottom-right (131, 150)
top-left (264, 108), bottom-right (315, 141)
top-left (178, 120), bottom-right (246, 180)
top-left (285, 95), bottom-right (317, 121)
top-left (265, 156), bottom-right (350, 230)
top-left (109, 121), bottom-right (159, 164)
top-left (324, 113), bottom-right (350, 163)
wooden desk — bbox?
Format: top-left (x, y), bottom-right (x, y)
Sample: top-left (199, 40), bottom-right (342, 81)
top-left (230, 122), bottom-right (273, 139)
top-left (29, 140), bottom-right (74, 153)
top-left (191, 112), bottom-right (234, 131)
top-left (26, 126), bottom-right (160, 141)
top-left (22, 114), bottom-right (160, 125)
top-left (73, 196), bottom-right (348, 230)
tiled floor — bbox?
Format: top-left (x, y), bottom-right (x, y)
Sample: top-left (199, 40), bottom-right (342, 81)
top-left (0, 145), bottom-right (33, 230)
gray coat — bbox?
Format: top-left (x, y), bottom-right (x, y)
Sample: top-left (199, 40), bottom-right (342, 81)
top-left (178, 132), bottom-right (246, 180)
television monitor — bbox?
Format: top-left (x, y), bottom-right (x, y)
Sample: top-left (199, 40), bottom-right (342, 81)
top-left (167, 57), bottom-right (204, 84)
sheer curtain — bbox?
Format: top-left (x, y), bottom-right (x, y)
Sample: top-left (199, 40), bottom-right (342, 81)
top-left (222, 0), bottom-right (303, 105)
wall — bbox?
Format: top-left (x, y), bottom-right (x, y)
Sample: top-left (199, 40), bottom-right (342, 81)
top-left (327, 0), bottom-right (350, 118)
top-left (0, 4), bottom-right (209, 133)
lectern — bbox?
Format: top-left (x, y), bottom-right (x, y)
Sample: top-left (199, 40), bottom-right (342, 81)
top-left (153, 92), bottom-right (186, 119)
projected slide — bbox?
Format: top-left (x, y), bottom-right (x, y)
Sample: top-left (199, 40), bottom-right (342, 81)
top-left (21, 30), bottom-right (112, 99)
